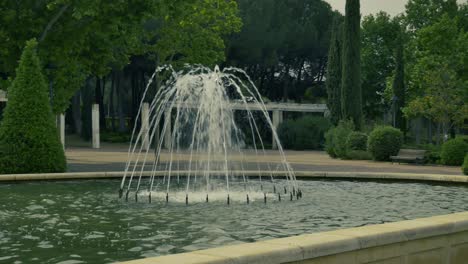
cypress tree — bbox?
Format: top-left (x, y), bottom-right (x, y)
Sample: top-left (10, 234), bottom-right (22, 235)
top-left (0, 39), bottom-right (66, 174)
top-left (341, 0), bottom-right (363, 129)
top-left (393, 30), bottom-right (406, 132)
top-left (326, 16), bottom-right (343, 125)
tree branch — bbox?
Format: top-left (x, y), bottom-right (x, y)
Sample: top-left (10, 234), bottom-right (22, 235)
top-left (39, 3), bottom-right (71, 43)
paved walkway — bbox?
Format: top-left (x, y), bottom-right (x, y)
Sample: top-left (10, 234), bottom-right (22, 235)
top-left (66, 147), bottom-right (462, 176)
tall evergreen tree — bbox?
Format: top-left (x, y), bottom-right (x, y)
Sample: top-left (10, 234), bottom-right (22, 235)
top-left (0, 39), bottom-right (66, 174)
top-left (392, 30), bottom-right (406, 132)
top-left (341, 0), bottom-right (363, 129)
top-left (326, 16), bottom-right (343, 125)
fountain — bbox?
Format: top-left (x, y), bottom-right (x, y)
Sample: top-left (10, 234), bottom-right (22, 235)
top-left (119, 65), bottom-right (299, 204)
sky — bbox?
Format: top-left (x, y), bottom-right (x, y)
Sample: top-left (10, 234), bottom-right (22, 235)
top-left (324, 0), bottom-right (467, 17)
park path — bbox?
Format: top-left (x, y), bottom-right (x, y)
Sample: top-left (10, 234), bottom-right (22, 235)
top-left (66, 147), bottom-right (462, 176)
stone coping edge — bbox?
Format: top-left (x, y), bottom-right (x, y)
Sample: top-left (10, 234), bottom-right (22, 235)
top-left (0, 170), bottom-right (466, 183)
top-left (117, 211), bottom-right (468, 264)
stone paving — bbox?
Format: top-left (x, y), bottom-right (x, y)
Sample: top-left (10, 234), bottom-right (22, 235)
top-left (66, 147), bottom-right (462, 175)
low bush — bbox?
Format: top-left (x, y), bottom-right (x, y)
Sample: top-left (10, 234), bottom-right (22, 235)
top-left (463, 154), bottom-right (468, 175)
top-left (324, 119), bottom-right (354, 158)
top-left (440, 138), bottom-right (468, 166)
top-left (368, 126), bottom-right (403, 161)
top-left (278, 116), bottom-right (331, 150)
top-left (101, 131), bottom-right (131, 143)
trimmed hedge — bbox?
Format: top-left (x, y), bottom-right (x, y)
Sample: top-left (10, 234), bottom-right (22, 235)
top-left (0, 39), bottom-right (66, 174)
top-left (346, 132), bottom-right (368, 151)
top-left (367, 126), bottom-right (403, 161)
top-left (324, 119), bottom-right (354, 158)
top-left (440, 138), bottom-right (468, 166)
top-left (278, 116), bottom-right (331, 150)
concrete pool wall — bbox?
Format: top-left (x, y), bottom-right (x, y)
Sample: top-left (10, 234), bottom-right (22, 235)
top-left (1, 171), bottom-right (467, 263)
top-left (118, 211), bottom-right (468, 264)
top-left (1, 171), bottom-right (468, 184)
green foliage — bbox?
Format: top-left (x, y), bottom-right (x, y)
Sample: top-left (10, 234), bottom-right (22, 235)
top-left (346, 132), bottom-right (368, 151)
top-left (326, 16), bottom-right (343, 125)
top-left (392, 29), bottom-right (406, 132)
top-left (0, 1), bottom-right (242, 114)
top-left (341, 0), bottom-right (362, 130)
top-left (440, 138), bottom-right (468, 166)
top-left (463, 154), bottom-right (468, 175)
top-left (324, 119), bottom-right (354, 159)
top-left (278, 116), bottom-right (331, 150)
top-left (0, 39), bottom-right (66, 174)
top-left (361, 12), bottom-right (401, 119)
top-left (368, 126), bottom-right (403, 161)
top-left (227, 0), bottom-right (334, 101)
top-left (404, 15), bottom-right (467, 134)
top-left (405, 0), bottom-right (459, 32)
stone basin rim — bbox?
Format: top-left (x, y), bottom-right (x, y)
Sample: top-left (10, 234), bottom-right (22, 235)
top-left (0, 171), bottom-right (466, 184)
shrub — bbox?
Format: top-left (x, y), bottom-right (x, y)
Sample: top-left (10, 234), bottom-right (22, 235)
top-left (324, 128), bottom-right (337, 157)
top-left (368, 126), bottom-right (403, 161)
top-left (346, 132), bottom-right (368, 151)
top-left (440, 138), bottom-right (468, 166)
top-left (0, 39), bottom-right (66, 174)
top-left (324, 119), bottom-right (354, 158)
top-left (101, 131), bottom-right (130, 143)
top-left (463, 154), bottom-right (468, 175)
top-left (278, 116), bottom-right (331, 150)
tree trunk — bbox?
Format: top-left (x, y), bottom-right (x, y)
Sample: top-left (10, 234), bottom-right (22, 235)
top-left (116, 71), bottom-right (126, 133)
top-left (110, 72), bottom-right (116, 132)
top-left (71, 90), bottom-right (82, 135)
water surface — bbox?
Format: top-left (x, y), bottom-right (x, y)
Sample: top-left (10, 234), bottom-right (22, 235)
top-left (1, 179), bottom-right (467, 263)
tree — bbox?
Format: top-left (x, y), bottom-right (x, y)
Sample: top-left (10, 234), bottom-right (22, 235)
top-left (403, 15), bottom-right (468, 140)
top-left (360, 12), bottom-right (400, 119)
top-left (326, 16), bottom-right (343, 125)
top-left (226, 0), bottom-right (334, 102)
top-left (341, 0), bottom-right (362, 130)
top-left (0, 39), bottom-right (66, 174)
top-left (405, 0), bottom-right (458, 32)
top-left (392, 29), bottom-right (406, 132)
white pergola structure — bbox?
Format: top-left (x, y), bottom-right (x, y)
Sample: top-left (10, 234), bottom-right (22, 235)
top-left (145, 102), bottom-right (329, 150)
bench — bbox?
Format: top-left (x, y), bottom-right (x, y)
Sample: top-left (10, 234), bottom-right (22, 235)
top-left (390, 149), bottom-right (426, 164)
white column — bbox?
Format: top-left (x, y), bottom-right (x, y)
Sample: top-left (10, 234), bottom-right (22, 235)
top-left (141, 103), bottom-right (150, 150)
top-left (272, 110), bottom-right (283, 149)
top-left (92, 104), bottom-right (100, 149)
top-left (57, 114), bottom-right (65, 149)
top-left (164, 109), bottom-right (172, 149)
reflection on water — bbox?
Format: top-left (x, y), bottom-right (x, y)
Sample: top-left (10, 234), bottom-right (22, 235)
top-left (0, 179), bottom-right (467, 263)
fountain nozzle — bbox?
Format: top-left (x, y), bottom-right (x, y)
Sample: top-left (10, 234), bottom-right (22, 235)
top-left (247, 194), bottom-right (250, 204)
top-left (264, 193), bottom-right (267, 204)
top-left (125, 190), bottom-right (129, 202)
top-left (119, 188), bottom-right (123, 198)
top-left (206, 194), bottom-right (209, 203)
top-left (227, 194), bottom-right (230, 205)
top-left (186, 194), bottom-right (188, 205)
top-left (278, 193), bottom-right (281, 201)
top-left (166, 193), bottom-right (169, 203)
top-left (148, 193), bottom-right (152, 203)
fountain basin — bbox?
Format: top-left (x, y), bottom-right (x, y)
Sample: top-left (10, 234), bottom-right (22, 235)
top-left (1, 174), bottom-right (467, 263)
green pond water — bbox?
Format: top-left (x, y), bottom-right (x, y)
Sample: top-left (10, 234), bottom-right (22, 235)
top-left (1, 179), bottom-right (467, 263)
